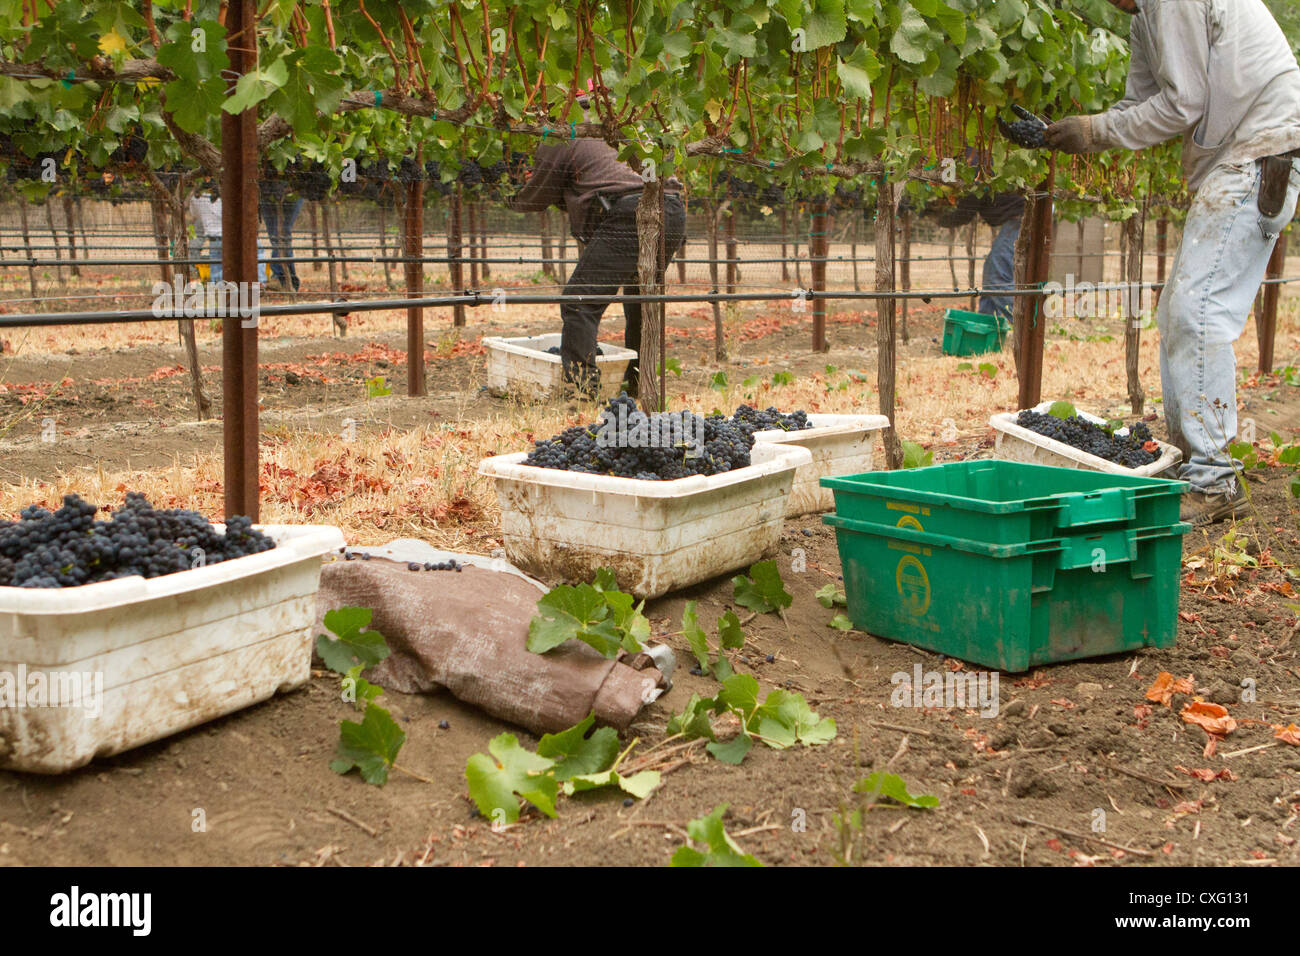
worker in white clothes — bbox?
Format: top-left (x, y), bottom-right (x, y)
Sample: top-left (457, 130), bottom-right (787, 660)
top-left (189, 181), bottom-right (223, 284)
top-left (1046, 0), bottom-right (1300, 525)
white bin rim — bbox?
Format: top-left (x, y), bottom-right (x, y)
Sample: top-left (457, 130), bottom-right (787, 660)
top-left (482, 334), bottom-right (638, 363)
top-left (750, 412), bottom-right (891, 441)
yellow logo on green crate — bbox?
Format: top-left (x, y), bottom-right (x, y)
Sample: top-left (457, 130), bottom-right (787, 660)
top-left (895, 554), bottom-right (931, 617)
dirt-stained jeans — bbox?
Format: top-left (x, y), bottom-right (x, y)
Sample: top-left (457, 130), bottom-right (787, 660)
top-left (1157, 158), bottom-right (1299, 494)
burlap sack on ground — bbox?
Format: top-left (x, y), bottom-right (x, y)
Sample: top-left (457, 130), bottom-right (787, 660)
top-left (315, 556), bottom-right (666, 733)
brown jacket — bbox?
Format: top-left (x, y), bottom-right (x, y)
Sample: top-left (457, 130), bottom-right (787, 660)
top-left (507, 139), bottom-right (679, 240)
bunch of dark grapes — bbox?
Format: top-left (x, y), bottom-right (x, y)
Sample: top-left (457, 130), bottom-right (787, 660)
top-left (456, 160), bottom-right (484, 188)
top-left (720, 172), bottom-right (758, 199)
top-left (287, 160), bottom-right (330, 201)
top-left (729, 404), bottom-right (813, 436)
top-left (998, 106), bottom-right (1048, 149)
top-left (523, 393), bottom-right (755, 480)
top-left (1016, 411), bottom-right (1159, 468)
top-left (395, 156), bottom-right (424, 183)
top-left (0, 493), bottom-right (276, 589)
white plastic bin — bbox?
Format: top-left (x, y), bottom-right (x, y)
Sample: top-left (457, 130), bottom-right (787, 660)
top-left (483, 333), bottom-right (637, 401)
top-left (751, 413), bottom-right (891, 516)
top-left (478, 442), bottom-right (812, 598)
top-left (990, 402), bottom-right (1181, 477)
top-left (0, 524), bottom-right (345, 773)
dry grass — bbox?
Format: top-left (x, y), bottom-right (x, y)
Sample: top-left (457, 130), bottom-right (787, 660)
top-left (1, 280), bottom-right (1297, 550)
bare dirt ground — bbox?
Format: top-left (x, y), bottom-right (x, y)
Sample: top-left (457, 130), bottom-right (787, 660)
top-left (0, 258), bottom-right (1298, 867)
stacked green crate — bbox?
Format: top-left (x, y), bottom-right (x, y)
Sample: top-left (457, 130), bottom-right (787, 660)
top-left (820, 461), bottom-right (1190, 671)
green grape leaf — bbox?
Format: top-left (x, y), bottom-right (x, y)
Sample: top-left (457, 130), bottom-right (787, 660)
top-left (706, 734), bottom-right (753, 765)
top-left (316, 607), bottom-right (390, 674)
top-left (681, 601), bottom-right (712, 671)
top-left (815, 583), bottom-right (847, 608)
top-left (732, 560), bottom-right (793, 613)
top-left (753, 690), bottom-right (837, 748)
top-left (853, 772), bottom-right (940, 809)
top-left (536, 713), bottom-right (621, 780)
top-left (666, 693), bottom-right (718, 740)
top-left (670, 804), bottom-right (763, 867)
top-left (341, 665), bottom-right (383, 711)
top-left (329, 703), bottom-right (405, 786)
top-left (564, 769), bottom-right (660, 799)
top-left (527, 584), bottom-right (622, 658)
top-left (901, 440), bottom-right (934, 469)
top-left (718, 673), bottom-right (761, 721)
top-left (717, 610), bottom-right (745, 650)
top-left (464, 734), bottom-right (559, 823)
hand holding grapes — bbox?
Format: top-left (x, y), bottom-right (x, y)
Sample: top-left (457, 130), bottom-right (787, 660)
top-left (1043, 115), bottom-right (1102, 154)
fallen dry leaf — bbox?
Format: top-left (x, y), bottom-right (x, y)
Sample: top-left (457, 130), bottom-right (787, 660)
top-left (1145, 672), bottom-right (1195, 707)
top-left (1175, 766), bottom-right (1239, 782)
top-left (1181, 700), bottom-right (1237, 736)
top-left (1273, 723), bottom-right (1300, 746)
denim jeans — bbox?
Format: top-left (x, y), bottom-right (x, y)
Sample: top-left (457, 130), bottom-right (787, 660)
top-left (1157, 158), bottom-right (1300, 494)
top-left (203, 237), bottom-right (222, 284)
top-left (259, 196), bottom-right (304, 287)
top-left (561, 192), bottom-right (687, 394)
top-left (979, 218), bottom-right (1020, 322)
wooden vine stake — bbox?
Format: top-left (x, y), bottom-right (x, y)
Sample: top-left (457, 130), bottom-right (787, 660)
top-left (1013, 162), bottom-right (1056, 410)
top-left (220, 0), bottom-right (260, 521)
top-left (1123, 209), bottom-right (1145, 415)
top-left (810, 197), bottom-right (828, 352)
top-left (899, 208), bottom-right (912, 344)
top-left (405, 159), bottom-right (426, 396)
top-left (636, 179), bottom-right (667, 413)
top-left (1257, 230), bottom-right (1287, 373)
top-left (709, 199), bottom-right (726, 362)
top-left (875, 181), bottom-right (903, 469)
top-left (449, 184), bottom-right (465, 327)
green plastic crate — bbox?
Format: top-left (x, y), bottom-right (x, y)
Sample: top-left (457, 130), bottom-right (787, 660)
top-left (942, 308), bottom-right (1008, 356)
top-left (821, 460), bottom-right (1186, 547)
top-left (822, 513), bottom-right (1189, 671)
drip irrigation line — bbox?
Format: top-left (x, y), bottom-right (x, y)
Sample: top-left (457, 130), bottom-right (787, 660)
top-left (0, 278), bottom-right (1283, 330)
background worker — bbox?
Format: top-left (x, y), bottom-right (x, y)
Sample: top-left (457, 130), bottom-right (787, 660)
top-left (259, 177), bottom-right (304, 292)
top-left (930, 191), bottom-right (1025, 324)
top-left (1046, 0), bottom-right (1300, 525)
top-left (188, 181), bottom-right (222, 284)
top-left (507, 112), bottom-right (687, 398)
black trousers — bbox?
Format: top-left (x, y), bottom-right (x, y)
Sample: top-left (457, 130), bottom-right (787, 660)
top-left (560, 192), bottom-right (687, 394)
